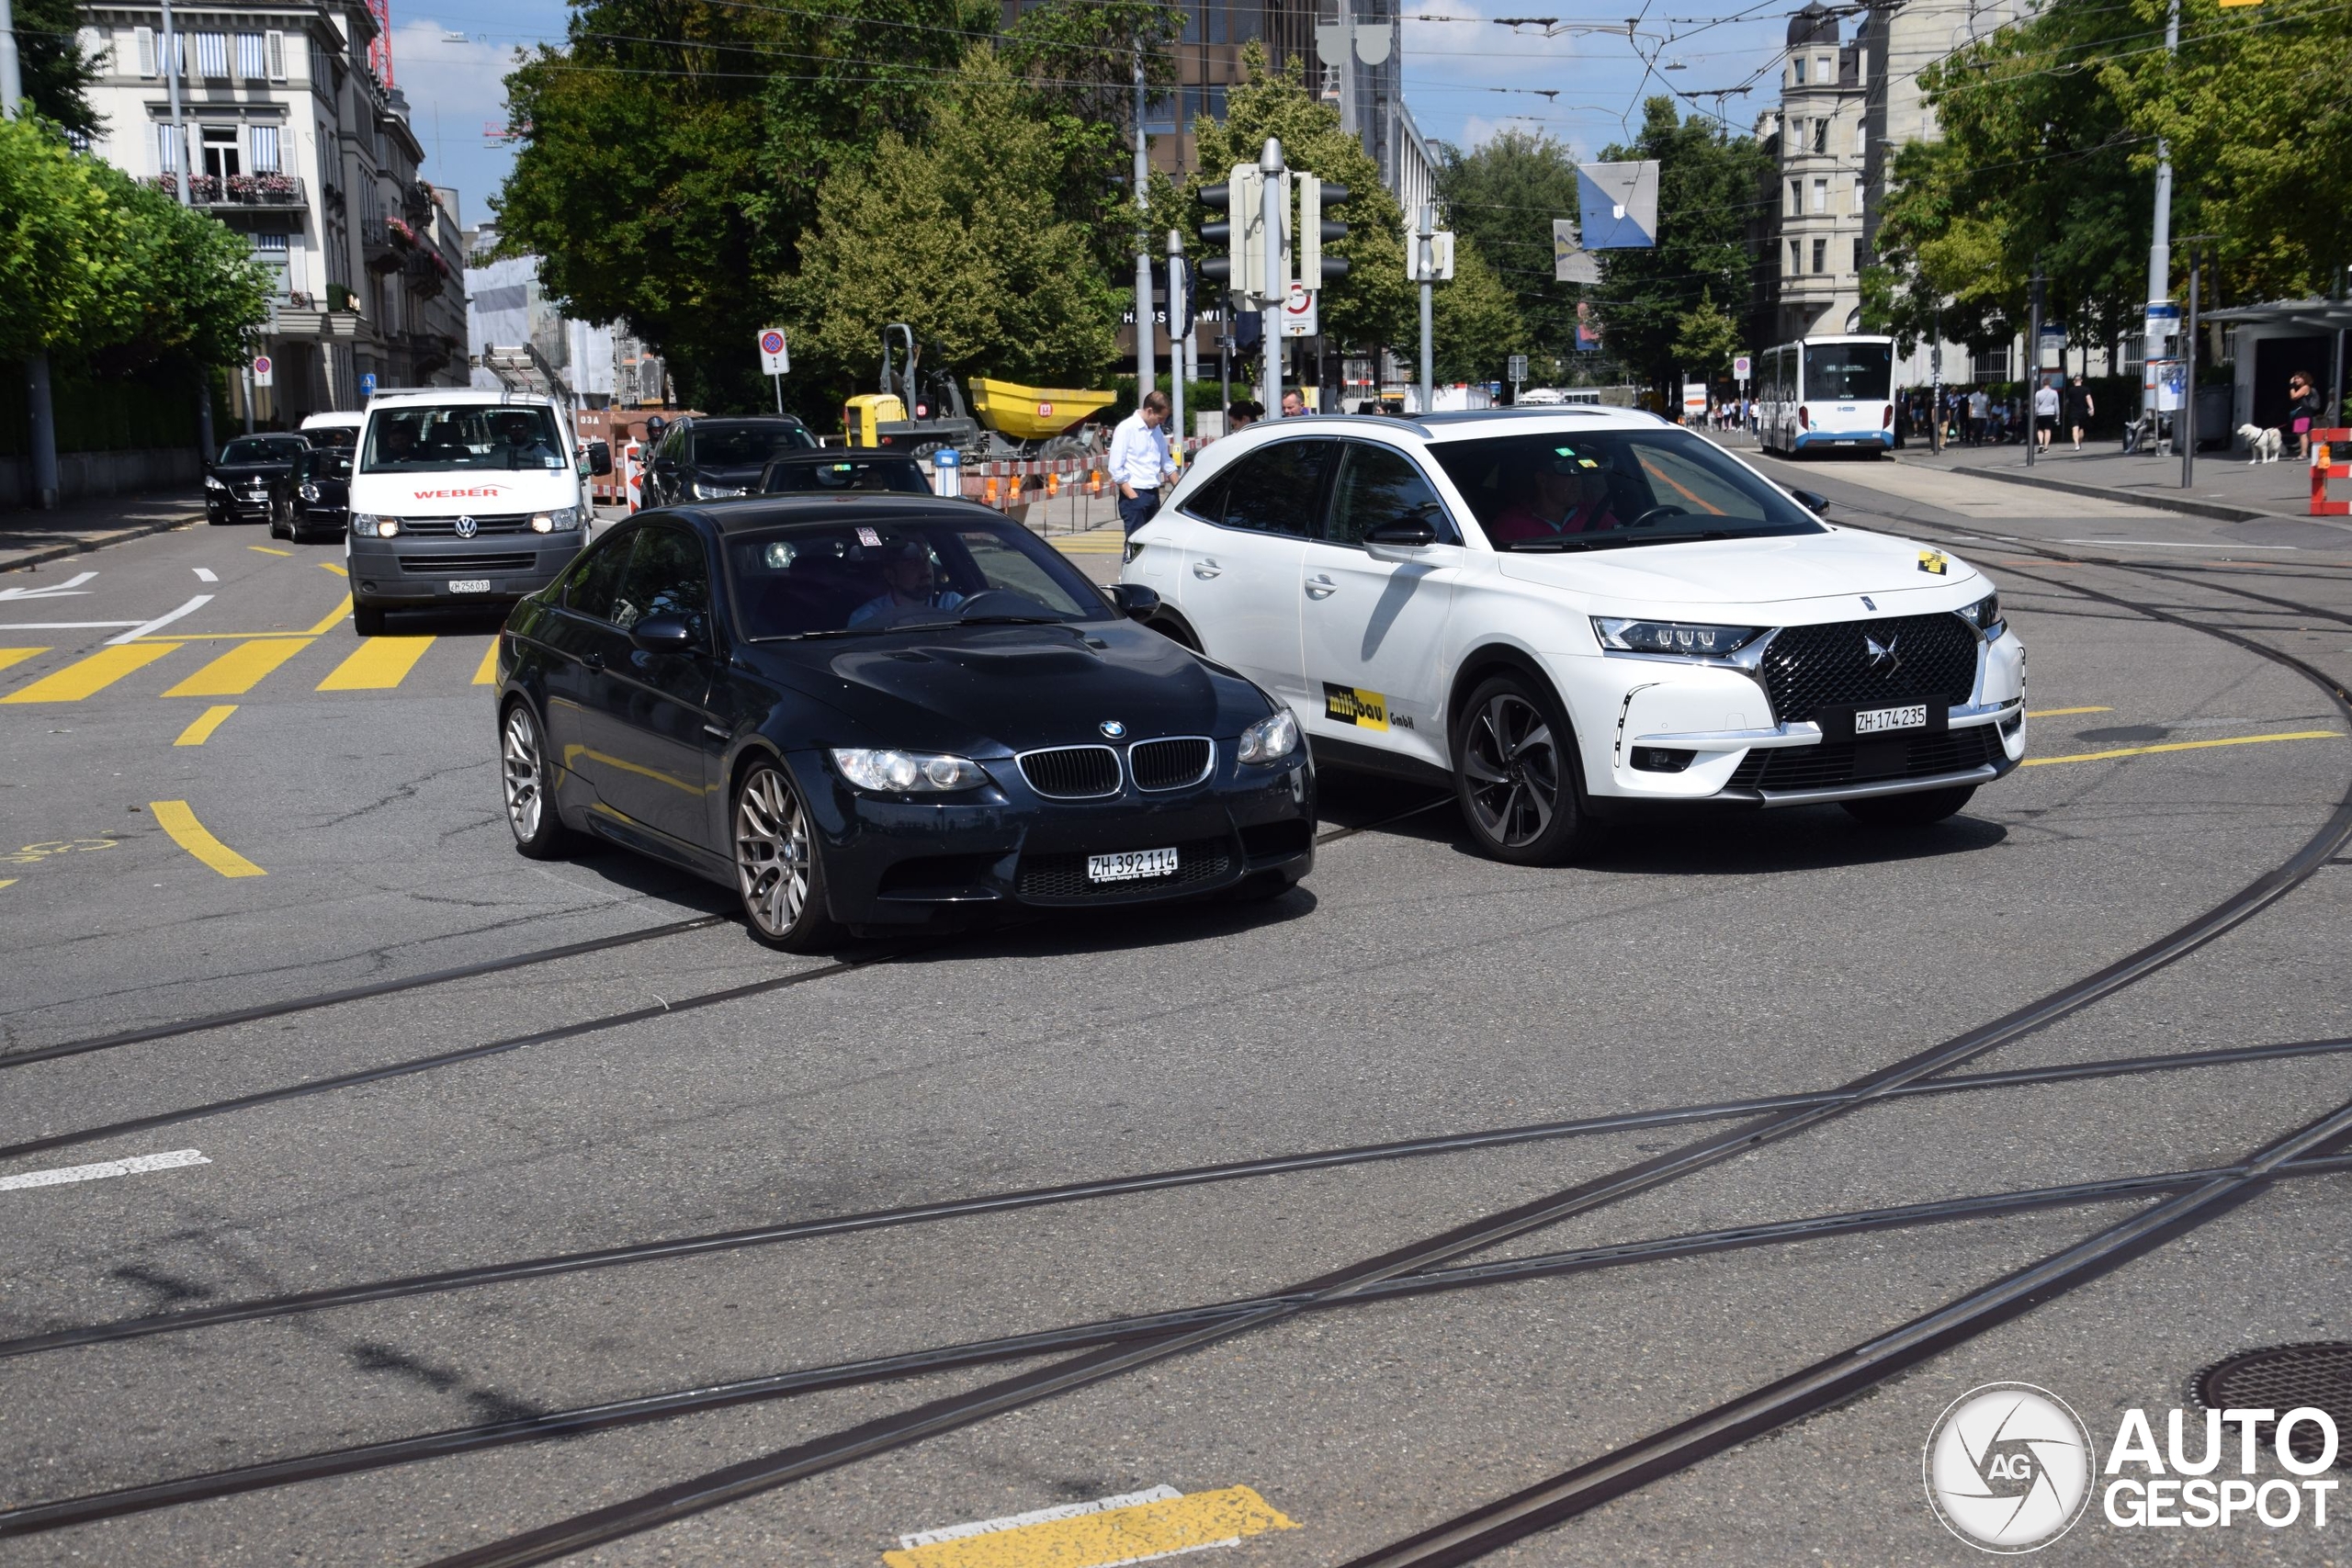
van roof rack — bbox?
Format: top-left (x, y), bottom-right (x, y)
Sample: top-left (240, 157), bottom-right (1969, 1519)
top-left (474, 344), bottom-right (574, 408)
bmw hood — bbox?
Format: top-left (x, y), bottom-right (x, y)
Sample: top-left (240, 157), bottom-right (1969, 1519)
top-left (1496, 525), bottom-right (1983, 610)
top-left (793, 624), bottom-right (1260, 756)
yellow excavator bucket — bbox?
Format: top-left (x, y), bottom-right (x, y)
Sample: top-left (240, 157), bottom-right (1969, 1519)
top-left (968, 378), bottom-right (1119, 442)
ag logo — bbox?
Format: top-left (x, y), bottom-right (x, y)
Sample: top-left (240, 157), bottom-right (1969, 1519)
top-left (455, 515), bottom-right (479, 538)
top-left (1919, 548), bottom-right (1951, 575)
top-left (1924, 1382), bottom-right (2095, 1552)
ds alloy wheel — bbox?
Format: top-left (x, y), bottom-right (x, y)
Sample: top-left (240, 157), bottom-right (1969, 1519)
top-left (733, 762), bottom-right (842, 952)
top-left (1453, 673), bottom-right (1590, 865)
top-left (501, 702), bottom-right (575, 859)
top-left (1843, 784), bottom-right (1976, 828)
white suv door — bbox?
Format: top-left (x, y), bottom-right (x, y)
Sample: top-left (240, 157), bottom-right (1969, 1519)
top-left (1167, 437), bottom-right (1337, 709)
top-left (1297, 440), bottom-right (1462, 769)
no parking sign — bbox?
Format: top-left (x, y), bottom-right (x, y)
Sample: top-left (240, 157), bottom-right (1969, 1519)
top-left (251, 354), bottom-right (273, 389)
top-left (758, 328), bottom-right (789, 376)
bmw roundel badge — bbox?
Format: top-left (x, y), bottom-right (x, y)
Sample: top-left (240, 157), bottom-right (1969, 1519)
top-left (1100, 719), bottom-right (1126, 739)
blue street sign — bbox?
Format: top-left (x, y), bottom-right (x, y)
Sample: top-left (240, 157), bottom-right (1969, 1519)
top-left (359, 372), bottom-right (378, 398)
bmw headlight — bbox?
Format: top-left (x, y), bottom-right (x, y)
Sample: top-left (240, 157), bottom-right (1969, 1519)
top-left (1956, 591), bottom-right (2003, 636)
top-left (530, 507), bottom-right (582, 534)
top-left (1238, 708), bottom-right (1300, 764)
top-left (831, 748), bottom-right (985, 793)
top-left (204, 474), bottom-right (228, 491)
top-left (352, 513), bottom-right (398, 538)
top-left (1592, 618), bottom-right (1764, 656)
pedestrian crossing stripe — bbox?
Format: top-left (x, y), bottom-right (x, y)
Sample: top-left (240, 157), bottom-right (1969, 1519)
top-left (164, 637), bottom-right (315, 697)
top-left (1052, 532), bottom-right (1126, 555)
top-left (0, 633), bottom-right (488, 705)
top-left (473, 641), bottom-right (499, 685)
top-left (0, 642), bottom-right (183, 704)
top-left (318, 635), bottom-right (436, 692)
top-left (0, 648), bottom-right (50, 674)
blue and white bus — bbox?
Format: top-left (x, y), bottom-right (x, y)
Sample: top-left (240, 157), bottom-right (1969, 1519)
top-left (1757, 335), bottom-right (1895, 457)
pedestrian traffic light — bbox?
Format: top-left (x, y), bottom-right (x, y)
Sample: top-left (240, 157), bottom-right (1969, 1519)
top-left (1298, 175), bottom-right (1351, 284)
top-left (1199, 164), bottom-right (1268, 305)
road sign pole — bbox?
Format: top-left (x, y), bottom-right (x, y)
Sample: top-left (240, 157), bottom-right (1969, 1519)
top-left (1417, 203), bottom-right (1434, 415)
top-left (774, 373), bottom-right (782, 414)
top-left (1261, 138), bottom-right (1284, 417)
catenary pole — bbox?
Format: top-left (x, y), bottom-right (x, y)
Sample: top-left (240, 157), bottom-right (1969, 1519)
top-left (1133, 44), bottom-right (1153, 415)
top-left (2026, 263), bottom-right (2043, 468)
top-left (2143, 0), bottom-right (2178, 425)
top-left (2182, 241), bottom-right (2202, 490)
top-left (1261, 137), bottom-right (1283, 416)
top-left (1168, 227), bottom-right (1185, 464)
top-left (1417, 203), bottom-right (1434, 414)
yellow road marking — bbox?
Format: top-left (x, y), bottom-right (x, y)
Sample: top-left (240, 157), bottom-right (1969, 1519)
top-left (883, 1486), bottom-right (1297, 1568)
top-left (249, 545), bottom-right (292, 558)
top-left (319, 560), bottom-right (348, 577)
top-left (173, 705), bottom-right (237, 746)
top-left (150, 799), bottom-right (266, 877)
top-left (0, 878), bottom-right (14, 892)
top-left (316, 634), bottom-right (435, 691)
top-left (2026, 731), bottom-right (2342, 767)
top-left (2027, 706), bottom-right (2112, 717)
top-left (164, 637), bottom-right (315, 697)
top-left (0, 647), bottom-right (49, 673)
top-left (305, 592), bottom-right (354, 636)
top-left (141, 631), bottom-right (311, 640)
top-left (472, 640), bottom-right (500, 685)
top-left (1, 642), bottom-right (181, 704)
top-left (1052, 535), bottom-right (1126, 554)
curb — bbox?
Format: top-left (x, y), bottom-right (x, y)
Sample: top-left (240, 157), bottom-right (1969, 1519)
top-left (0, 512), bottom-right (202, 574)
top-left (1934, 462), bottom-right (2278, 525)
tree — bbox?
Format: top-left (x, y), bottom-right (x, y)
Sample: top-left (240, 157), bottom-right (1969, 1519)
top-left (1669, 288), bottom-right (1741, 378)
top-left (788, 50), bottom-right (1120, 389)
top-left (1432, 130), bottom-right (1580, 371)
top-left (13, 0), bottom-right (102, 139)
top-left (1431, 235), bottom-right (1525, 384)
top-left (1591, 97), bottom-right (1769, 394)
top-left (0, 117), bottom-right (111, 362)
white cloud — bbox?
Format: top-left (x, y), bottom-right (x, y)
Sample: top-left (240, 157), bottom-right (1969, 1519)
top-left (386, 18), bottom-right (531, 216)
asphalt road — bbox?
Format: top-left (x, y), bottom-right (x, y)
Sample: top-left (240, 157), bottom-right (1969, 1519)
top-left (2, 470), bottom-right (2349, 1567)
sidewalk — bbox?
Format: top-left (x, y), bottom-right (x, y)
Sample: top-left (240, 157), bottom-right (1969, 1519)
top-left (1892, 439), bottom-right (2329, 525)
top-left (0, 491), bottom-right (204, 573)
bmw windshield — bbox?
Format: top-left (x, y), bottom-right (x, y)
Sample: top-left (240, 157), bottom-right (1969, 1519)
top-left (726, 516), bottom-right (1114, 637)
top-left (1430, 428), bottom-right (1826, 551)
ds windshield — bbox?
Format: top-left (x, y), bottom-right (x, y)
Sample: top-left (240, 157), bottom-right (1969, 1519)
top-left (726, 518), bottom-right (1112, 637)
top-left (1429, 428), bottom-right (1826, 551)
top-left (1803, 342), bottom-right (1894, 401)
top-left (362, 405), bottom-right (566, 473)
top-left (698, 423), bottom-right (818, 466)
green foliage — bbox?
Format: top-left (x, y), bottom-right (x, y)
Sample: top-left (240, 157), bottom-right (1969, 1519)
top-left (0, 116), bottom-right (110, 362)
top-left (1186, 44), bottom-right (1413, 352)
top-left (1000, 0), bottom-right (1186, 273)
top-left (787, 51), bottom-right (1121, 390)
top-left (1431, 236), bottom-right (1525, 383)
top-left (1591, 97), bottom-right (1769, 393)
top-left (1433, 130), bottom-right (1579, 368)
top-left (13, 0), bottom-right (102, 138)
top-left (1669, 288), bottom-right (1741, 378)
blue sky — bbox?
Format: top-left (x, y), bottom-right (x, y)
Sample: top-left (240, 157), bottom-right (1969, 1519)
top-left (401, 2), bottom-right (1798, 228)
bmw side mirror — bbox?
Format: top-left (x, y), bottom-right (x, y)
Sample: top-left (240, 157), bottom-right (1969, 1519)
top-left (1364, 517), bottom-right (1439, 547)
top-left (629, 615), bottom-right (695, 652)
top-left (1792, 488), bottom-right (1830, 514)
top-left (1107, 582), bottom-right (1160, 621)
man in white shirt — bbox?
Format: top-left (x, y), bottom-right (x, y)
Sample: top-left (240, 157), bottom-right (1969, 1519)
top-left (1109, 389), bottom-right (1175, 536)
top-left (1967, 388), bottom-right (1989, 446)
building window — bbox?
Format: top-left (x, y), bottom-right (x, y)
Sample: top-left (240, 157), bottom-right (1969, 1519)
top-left (1229, 0), bottom-right (1261, 42)
top-left (1854, 174), bottom-right (1866, 211)
top-left (237, 31), bottom-right (266, 80)
top-left (78, 27), bottom-right (109, 75)
top-left (201, 124), bottom-right (241, 180)
top-left (1181, 85), bottom-right (1227, 128)
top-left (266, 30), bottom-right (287, 80)
top-left (1790, 239), bottom-right (1802, 276)
top-left (1852, 237), bottom-right (1867, 273)
top-left (1142, 93), bottom-right (1177, 133)
top-left (133, 26), bottom-right (156, 76)
top-left (1816, 55), bottom-right (1831, 82)
top-left (194, 30), bottom-right (228, 79)
top-left (1812, 238), bottom-right (1826, 274)
top-left (1813, 117), bottom-right (1827, 154)
top-left (250, 124), bottom-right (281, 172)
top-left (1792, 55), bottom-right (1805, 85)
top-left (254, 231), bottom-right (289, 296)
top-left (1788, 178), bottom-right (1800, 217)
top-left (1855, 121), bottom-right (1867, 155)
top-left (154, 121), bottom-right (179, 173)
top-left (1811, 177), bottom-right (1826, 213)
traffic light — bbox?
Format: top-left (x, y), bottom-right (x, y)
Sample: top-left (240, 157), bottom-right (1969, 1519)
top-left (1199, 164), bottom-right (1268, 304)
top-left (1298, 175), bottom-right (1351, 284)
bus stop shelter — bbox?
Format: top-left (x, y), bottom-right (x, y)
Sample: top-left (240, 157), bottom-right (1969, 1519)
top-left (2201, 298), bottom-right (2352, 443)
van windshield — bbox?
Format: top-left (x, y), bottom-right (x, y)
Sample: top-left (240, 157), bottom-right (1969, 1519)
top-left (362, 405), bottom-right (567, 473)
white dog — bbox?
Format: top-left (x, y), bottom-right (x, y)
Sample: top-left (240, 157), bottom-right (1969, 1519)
top-left (2240, 423), bottom-right (2282, 463)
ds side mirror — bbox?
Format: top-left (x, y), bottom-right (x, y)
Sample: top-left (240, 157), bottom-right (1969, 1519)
top-left (1792, 489), bottom-right (1830, 514)
top-left (628, 614), bottom-right (695, 652)
top-left (1364, 517), bottom-right (1439, 547)
top-left (1107, 582), bottom-right (1160, 621)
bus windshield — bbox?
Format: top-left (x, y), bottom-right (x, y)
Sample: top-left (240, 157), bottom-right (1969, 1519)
top-left (1804, 342), bottom-right (1893, 401)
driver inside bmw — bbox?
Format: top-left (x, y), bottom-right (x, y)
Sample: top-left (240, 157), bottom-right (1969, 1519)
top-left (848, 539), bottom-right (965, 627)
top-left (1489, 446), bottom-right (1620, 541)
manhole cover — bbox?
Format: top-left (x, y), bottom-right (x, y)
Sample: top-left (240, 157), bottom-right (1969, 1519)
top-left (2190, 1343), bottom-right (2352, 1469)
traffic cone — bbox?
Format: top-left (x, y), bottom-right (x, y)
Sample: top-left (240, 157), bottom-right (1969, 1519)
top-left (983, 476), bottom-right (999, 507)
top-left (1046, 472), bottom-right (1060, 498)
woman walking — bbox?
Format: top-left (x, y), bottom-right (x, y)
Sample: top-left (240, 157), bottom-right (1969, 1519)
top-left (2064, 376), bottom-right (2095, 451)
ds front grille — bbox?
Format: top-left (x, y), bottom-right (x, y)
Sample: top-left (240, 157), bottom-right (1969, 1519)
top-left (397, 552), bottom-right (537, 574)
top-left (1018, 746), bottom-right (1121, 799)
top-left (1014, 838), bottom-right (1234, 900)
top-left (1129, 737), bottom-right (1214, 791)
top-left (1759, 614), bottom-right (1979, 723)
top-left (1728, 722), bottom-right (2005, 792)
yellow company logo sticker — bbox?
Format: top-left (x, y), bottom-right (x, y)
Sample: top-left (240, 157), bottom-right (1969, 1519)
top-left (1323, 682), bottom-right (1389, 730)
top-left (1918, 549), bottom-right (1951, 575)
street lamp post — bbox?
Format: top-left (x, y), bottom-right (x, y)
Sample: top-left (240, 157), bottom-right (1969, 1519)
top-left (1260, 137), bottom-right (1283, 417)
top-left (1133, 44), bottom-right (1153, 416)
top-left (1416, 203), bottom-right (1435, 414)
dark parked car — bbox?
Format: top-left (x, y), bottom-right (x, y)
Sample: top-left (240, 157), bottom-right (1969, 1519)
top-left (492, 496), bottom-right (1317, 951)
top-left (758, 451), bottom-right (931, 495)
top-left (204, 434), bottom-right (311, 525)
top-left (641, 416), bottom-right (819, 507)
top-left (274, 446), bottom-right (352, 543)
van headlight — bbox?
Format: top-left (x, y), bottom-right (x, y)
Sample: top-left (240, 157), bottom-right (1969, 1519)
top-left (1592, 618), bottom-right (1764, 656)
top-left (1238, 708), bottom-right (1299, 764)
top-left (530, 507), bottom-right (582, 533)
top-left (352, 513), bottom-right (398, 538)
top-left (831, 748), bottom-right (985, 793)
top-left (1956, 591), bottom-right (2003, 636)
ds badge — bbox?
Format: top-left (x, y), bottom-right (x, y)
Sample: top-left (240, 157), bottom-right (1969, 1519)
top-left (1924, 1383), bottom-right (2096, 1552)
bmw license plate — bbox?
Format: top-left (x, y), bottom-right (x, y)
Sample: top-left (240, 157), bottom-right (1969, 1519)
top-left (447, 579), bottom-right (492, 593)
top-left (1088, 847), bottom-right (1179, 884)
top-left (1855, 703), bottom-right (1928, 735)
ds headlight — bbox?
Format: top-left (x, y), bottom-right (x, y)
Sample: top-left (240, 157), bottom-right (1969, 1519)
top-left (1592, 618), bottom-right (1764, 656)
top-left (1238, 708), bottom-right (1299, 764)
top-left (352, 513), bottom-right (397, 538)
top-left (1957, 591), bottom-right (2002, 634)
top-left (530, 507), bottom-right (582, 534)
top-left (831, 748), bottom-right (985, 793)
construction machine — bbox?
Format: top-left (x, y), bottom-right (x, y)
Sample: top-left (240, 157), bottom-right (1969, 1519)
top-left (842, 323), bottom-right (1114, 459)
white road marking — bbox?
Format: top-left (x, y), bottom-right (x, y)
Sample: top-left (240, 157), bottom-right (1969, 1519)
top-left (0, 571), bottom-right (97, 602)
top-left (106, 594), bottom-right (214, 645)
top-left (2058, 538), bottom-right (2297, 551)
top-left (900, 1488), bottom-right (1184, 1550)
top-left (0, 621), bottom-right (142, 630)
top-left (0, 1148), bottom-right (209, 1191)
top-left (193, 568), bottom-right (218, 582)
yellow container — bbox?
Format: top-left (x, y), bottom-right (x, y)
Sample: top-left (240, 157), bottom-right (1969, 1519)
top-left (968, 378), bottom-right (1118, 441)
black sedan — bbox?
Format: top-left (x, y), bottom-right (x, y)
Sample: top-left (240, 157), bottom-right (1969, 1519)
top-left (204, 434), bottom-right (311, 525)
top-left (759, 451), bottom-right (931, 495)
top-left (273, 446), bottom-right (351, 543)
top-left (640, 416), bottom-right (820, 507)
top-left (492, 497), bottom-right (1316, 950)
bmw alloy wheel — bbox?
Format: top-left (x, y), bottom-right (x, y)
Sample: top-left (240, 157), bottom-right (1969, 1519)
top-left (502, 702), bottom-right (571, 859)
top-left (733, 765), bottom-right (838, 949)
